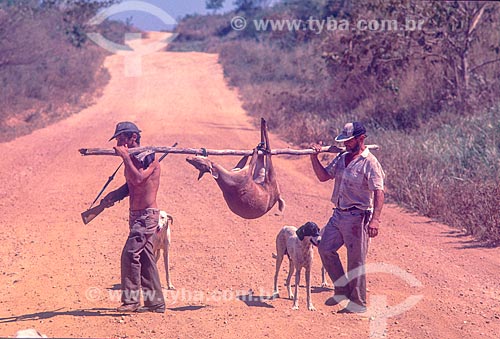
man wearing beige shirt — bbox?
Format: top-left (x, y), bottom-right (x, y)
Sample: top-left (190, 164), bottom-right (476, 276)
top-left (310, 122), bottom-right (385, 313)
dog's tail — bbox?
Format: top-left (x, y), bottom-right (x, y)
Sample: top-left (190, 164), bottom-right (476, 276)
top-left (278, 196), bottom-right (285, 213)
top-left (272, 250), bottom-right (289, 259)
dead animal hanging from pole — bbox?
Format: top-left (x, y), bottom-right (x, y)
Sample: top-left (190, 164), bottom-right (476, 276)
top-left (185, 118), bottom-right (284, 219)
top-left (78, 119), bottom-right (379, 219)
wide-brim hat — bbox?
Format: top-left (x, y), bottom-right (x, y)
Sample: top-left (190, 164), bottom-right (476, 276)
top-left (109, 121), bottom-right (141, 141)
top-left (335, 122), bottom-right (366, 142)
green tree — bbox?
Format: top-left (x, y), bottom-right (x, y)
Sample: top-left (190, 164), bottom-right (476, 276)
top-left (234, 0), bottom-right (264, 12)
top-left (411, 1), bottom-right (500, 104)
top-left (48, 0), bottom-right (119, 47)
top-left (206, 0), bottom-right (225, 13)
top-left (321, 0), bottom-right (500, 126)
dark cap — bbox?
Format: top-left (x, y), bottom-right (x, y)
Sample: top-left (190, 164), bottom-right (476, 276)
top-left (109, 121), bottom-right (141, 141)
top-left (335, 122), bottom-right (366, 142)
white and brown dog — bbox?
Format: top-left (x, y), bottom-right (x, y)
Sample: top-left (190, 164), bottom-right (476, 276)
top-left (151, 210), bottom-right (175, 290)
top-left (273, 222), bottom-right (321, 311)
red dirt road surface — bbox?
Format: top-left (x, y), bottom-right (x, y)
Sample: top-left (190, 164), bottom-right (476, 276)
top-left (1, 35), bottom-right (499, 339)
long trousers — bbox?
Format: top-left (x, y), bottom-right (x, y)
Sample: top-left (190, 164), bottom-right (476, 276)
top-left (318, 208), bottom-right (371, 307)
top-left (121, 208), bottom-right (165, 307)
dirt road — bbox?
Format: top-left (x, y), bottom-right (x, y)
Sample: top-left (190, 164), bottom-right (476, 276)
top-left (0, 35), bottom-right (498, 339)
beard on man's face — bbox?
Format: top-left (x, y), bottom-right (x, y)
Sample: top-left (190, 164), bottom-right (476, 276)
top-left (345, 139), bottom-right (360, 153)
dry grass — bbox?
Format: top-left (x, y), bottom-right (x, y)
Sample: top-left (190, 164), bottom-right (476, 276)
top-left (0, 4), bottom-right (132, 142)
top-left (377, 110), bottom-right (500, 243)
top-left (169, 4), bottom-right (500, 244)
top-left (3, 2), bottom-right (498, 243)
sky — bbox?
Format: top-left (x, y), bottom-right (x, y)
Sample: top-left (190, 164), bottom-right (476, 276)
top-left (107, 0), bottom-right (237, 31)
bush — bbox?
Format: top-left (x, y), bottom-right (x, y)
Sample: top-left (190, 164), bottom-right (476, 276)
top-left (0, 2), bottom-right (133, 142)
top-left (168, 13), bottom-right (236, 53)
top-left (377, 108), bottom-right (500, 243)
top-left (171, 2), bottom-right (500, 244)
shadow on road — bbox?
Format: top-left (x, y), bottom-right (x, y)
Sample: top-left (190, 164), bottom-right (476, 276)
top-left (168, 305), bottom-right (207, 312)
top-left (236, 293), bottom-right (274, 308)
top-left (0, 308), bottom-right (123, 323)
top-left (441, 230), bottom-right (499, 249)
top-left (311, 286), bottom-right (333, 293)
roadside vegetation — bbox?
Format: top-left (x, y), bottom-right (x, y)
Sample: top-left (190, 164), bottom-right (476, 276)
top-left (2, 0), bottom-right (498, 244)
top-left (169, 0), bottom-right (500, 244)
top-left (0, 0), bottom-right (134, 142)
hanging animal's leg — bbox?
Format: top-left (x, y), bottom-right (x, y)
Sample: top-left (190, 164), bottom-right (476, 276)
top-left (246, 147), bottom-right (260, 179)
top-left (234, 153), bottom-right (265, 185)
top-left (251, 119), bottom-right (268, 184)
top-left (253, 157), bottom-right (266, 183)
top-left (261, 118), bottom-right (285, 212)
top-left (252, 149), bottom-right (266, 184)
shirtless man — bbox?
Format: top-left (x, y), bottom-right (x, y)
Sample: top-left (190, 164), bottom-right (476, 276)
top-left (102, 121), bottom-right (166, 313)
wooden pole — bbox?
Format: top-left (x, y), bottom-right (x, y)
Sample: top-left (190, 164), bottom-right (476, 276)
top-left (79, 145), bottom-right (379, 157)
